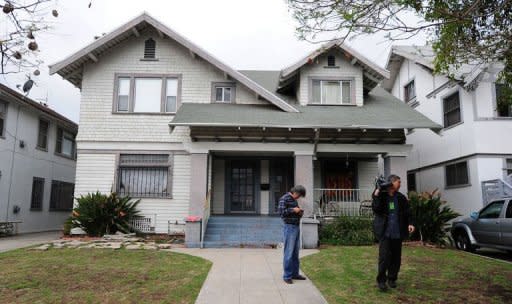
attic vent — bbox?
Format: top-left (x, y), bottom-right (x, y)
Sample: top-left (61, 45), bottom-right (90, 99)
top-left (144, 38), bottom-right (156, 58)
top-left (327, 55), bottom-right (336, 67)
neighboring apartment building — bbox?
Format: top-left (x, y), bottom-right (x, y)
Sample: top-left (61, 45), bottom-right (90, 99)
top-left (383, 46), bottom-right (512, 217)
top-left (0, 83), bottom-right (77, 233)
top-left (49, 14), bottom-right (439, 247)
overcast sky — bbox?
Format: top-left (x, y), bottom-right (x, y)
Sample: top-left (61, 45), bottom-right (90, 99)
top-left (0, 0), bottom-right (427, 123)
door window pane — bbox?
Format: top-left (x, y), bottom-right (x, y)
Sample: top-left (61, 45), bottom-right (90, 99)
top-left (117, 78), bottom-right (130, 112)
top-left (134, 78), bottom-right (162, 112)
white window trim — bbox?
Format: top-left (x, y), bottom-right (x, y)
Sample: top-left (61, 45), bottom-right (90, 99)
top-left (211, 82), bottom-right (236, 103)
top-left (309, 77), bottom-right (356, 105)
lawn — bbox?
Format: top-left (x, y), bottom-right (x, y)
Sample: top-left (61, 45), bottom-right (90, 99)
top-left (0, 248), bottom-right (212, 304)
top-left (301, 245), bottom-right (512, 304)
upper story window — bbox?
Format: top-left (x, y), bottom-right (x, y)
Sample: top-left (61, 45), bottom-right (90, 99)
top-left (37, 119), bottom-right (49, 150)
top-left (144, 38), bottom-right (156, 59)
top-left (327, 55), bottom-right (336, 67)
top-left (114, 74), bottom-right (181, 114)
top-left (56, 127), bottom-right (76, 159)
top-left (496, 83), bottom-right (512, 117)
top-left (404, 80), bottom-right (416, 103)
top-left (443, 91), bottom-right (461, 128)
top-left (212, 82), bottom-right (236, 103)
top-left (311, 79), bottom-right (353, 105)
top-left (445, 161), bottom-right (469, 188)
top-left (0, 101), bottom-right (7, 137)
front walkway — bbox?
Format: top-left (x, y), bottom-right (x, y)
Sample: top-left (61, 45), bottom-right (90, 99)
top-left (0, 231), bottom-right (61, 253)
top-left (172, 248), bottom-right (328, 304)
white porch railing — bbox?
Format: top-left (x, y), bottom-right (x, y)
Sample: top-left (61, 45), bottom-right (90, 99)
top-left (200, 189), bottom-right (212, 248)
top-left (313, 188), bottom-right (373, 217)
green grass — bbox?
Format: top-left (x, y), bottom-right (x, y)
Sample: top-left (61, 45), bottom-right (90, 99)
top-left (0, 248), bottom-right (212, 304)
top-left (301, 245), bottom-right (512, 304)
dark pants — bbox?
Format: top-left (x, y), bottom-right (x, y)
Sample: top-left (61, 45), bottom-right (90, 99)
top-left (377, 238), bottom-right (402, 283)
top-left (283, 223), bottom-right (300, 280)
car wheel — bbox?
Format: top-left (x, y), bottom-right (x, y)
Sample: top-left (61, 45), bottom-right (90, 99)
top-left (455, 231), bottom-right (474, 252)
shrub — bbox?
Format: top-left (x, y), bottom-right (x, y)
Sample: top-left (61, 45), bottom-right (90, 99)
top-left (63, 216), bottom-right (73, 236)
top-left (408, 190), bottom-right (460, 245)
top-left (72, 192), bottom-right (140, 237)
top-left (319, 216), bottom-right (374, 246)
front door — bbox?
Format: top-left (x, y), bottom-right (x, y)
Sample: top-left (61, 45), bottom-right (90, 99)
top-left (269, 158), bottom-right (294, 215)
top-left (226, 160), bottom-right (258, 213)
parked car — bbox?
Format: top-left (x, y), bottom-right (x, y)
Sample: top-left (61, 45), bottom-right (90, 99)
top-left (451, 198), bottom-right (512, 253)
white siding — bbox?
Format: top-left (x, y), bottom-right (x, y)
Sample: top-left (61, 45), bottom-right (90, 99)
top-left (74, 153), bottom-right (117, 197)
top-left (211, 159), bottom-right (225, 214)
top-left (298, 52), bottom-right (364, 106)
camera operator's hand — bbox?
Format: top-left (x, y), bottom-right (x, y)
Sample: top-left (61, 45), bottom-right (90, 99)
top-left (292, 207), bottom-right (302, 214)
top-left (373, 188), bottom-right (380, 196)
top-left (408, 225), bottom-right (415, 234)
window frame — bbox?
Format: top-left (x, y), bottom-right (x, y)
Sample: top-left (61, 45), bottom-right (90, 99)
top-left (30, 177), bottom-right (45, 211)
top-left (445, 160), bottom-right (470, 188)
top-left (326, 55), bottom-right (337, 67)
top-left (309, 77), bottom-right (356, 105)
top-left (442, 90), bottom-right (463, 129)
top-left (49, 180), bottom-right (75, 211)
top-left (211, 82), bottom-right (236, 103)
top-left (494, 82), bottom-right (512, 118)
top-left (55, 127), bottom-right (76, 160)
top-left (36, 118), bottom-right (50, 151)
top-left (115, 153), bottom-right (174, 199)
top-left (0, 100), bottom-right (7, 138)
top-left (404, 79), bottom-right (417, 104)
top-left (505, 158), bottom-right (512, 177)
top-left (112, 73), bottom-right (182, 114)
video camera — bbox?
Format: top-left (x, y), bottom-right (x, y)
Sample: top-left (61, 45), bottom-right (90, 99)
top-left (375, 175), bottom-right (392, 192)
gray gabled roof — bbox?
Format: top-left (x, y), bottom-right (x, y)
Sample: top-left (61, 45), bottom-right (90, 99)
top-left (169, 86), bottom-right (442, 131)
top-left (49, 13), bottom-right (299, 113)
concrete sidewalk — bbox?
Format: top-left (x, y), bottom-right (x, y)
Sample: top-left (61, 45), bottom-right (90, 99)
top-left (172, 248), bottom-right (328, 304)
top-left (0, 231), bottom-right (61, 253)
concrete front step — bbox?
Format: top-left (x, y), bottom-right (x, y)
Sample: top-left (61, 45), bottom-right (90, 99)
top-left (202, 240), bottom-right (283, 248)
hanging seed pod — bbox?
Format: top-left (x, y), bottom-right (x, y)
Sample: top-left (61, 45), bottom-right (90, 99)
top-left (27, 31), bottom-right (34, 39)
top-left (3, 3), bottom-right (14, 14)
top-left (28, 41), bottom-right (38, 51)
top-left (52, 9), bottom-right (58, 17)
top-left (33, 69), bottom-right (40, 76)
top-left (13, 51), bottom-right (22, 60)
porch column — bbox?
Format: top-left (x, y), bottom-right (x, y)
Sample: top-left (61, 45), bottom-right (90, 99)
top-left (189, 152), bottom-right (209, 216)
top-left (383, 154), bottom-right (408, 196)
top-left (294, 152), bottom-right (314, 217)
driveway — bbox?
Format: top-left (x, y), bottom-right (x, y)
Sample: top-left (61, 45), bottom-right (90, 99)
top-left (0, 231), bottom-right (61, 253)
top-left (172, 248), bottom-right (328, 304)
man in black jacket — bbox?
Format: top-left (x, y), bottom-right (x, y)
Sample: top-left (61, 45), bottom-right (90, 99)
top-left (372, 174), bottom-right (415, 291)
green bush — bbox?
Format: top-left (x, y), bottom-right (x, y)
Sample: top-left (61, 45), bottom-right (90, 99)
top-left (319, 216), bottom-right (374, 245)
top-left (72, 192), bottom-right (140, 237)
top-left (409, 190), bottom-right (460, 245)
top-left (62, 216), bottom-right (73, 236)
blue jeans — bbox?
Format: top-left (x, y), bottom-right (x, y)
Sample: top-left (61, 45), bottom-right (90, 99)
top-left (283, 223), bottom-right (300, 280)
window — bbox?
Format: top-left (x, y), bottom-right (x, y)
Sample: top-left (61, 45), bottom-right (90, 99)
top-left (0, 101), bottom-right (6, 137)
top-left (311, 79), bottom-right (353, 104)
top-left (56, 127), bottom-right (76, 159)
top-left (50, 180), bottom-right (74, 211)
top-left (144, 38), bottom-right (156, 59)
top-left (212, 82), bottom-right (236, 103)
top-left (327, 55), bottom-right (336, 67)
top-left (506, 159), bottom-right (512, 176)
top-left (37, 119), bottom-right (49, 150)
top-left (479, 200), bottom-right (504, 219)
top-left (114, 74), bottom-right (180, 113)
top-left (496, 83), bottom-right (512, 117)
top-left (506, 201), bottom-right (512, 218)
top-left (30, 177), bottom-right (45, 210)
top-left (404, 80), bottom-right (416, 103)
top-left (117, 154), bottom-right (171, 198)
top-left (407, 172), bottom-right (417, 193)
top-left (443, 92), bottom-right (461, 128)
top-left (445, 161), bottom-right (469, 187)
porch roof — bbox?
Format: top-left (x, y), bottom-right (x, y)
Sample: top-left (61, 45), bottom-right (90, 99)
top-left (169, 87), bottom-right (442, 131)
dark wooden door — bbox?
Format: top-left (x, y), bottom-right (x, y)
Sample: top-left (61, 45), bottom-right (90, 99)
top-left (227, 160), bottom-right (258, 213)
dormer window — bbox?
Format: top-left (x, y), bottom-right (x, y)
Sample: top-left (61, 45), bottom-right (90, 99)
top-left (212, 82), bottom-right (236, 103)
top-left (311, 79), bottom-right (354, 105)
top-left (327, 55), bottom-right (336, 67)
top-left (144, 38), bottom-right (156, 59)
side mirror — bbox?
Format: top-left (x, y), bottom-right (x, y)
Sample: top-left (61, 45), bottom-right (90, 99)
top-left (470, 211), bottom-right (479, 220)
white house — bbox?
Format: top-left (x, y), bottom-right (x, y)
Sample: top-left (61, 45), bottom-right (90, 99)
top-left (383, 45), bottom-right (512, 217)
top-left (0, 83), bottom-right (77, 234)
top-left (49, 14), bottom-right (440, 247)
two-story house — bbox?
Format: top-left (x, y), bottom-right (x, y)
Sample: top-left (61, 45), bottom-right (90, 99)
top-left (0, 83), bottom-right (77, 234)
top-left (49, 13), bottom-right (439, 247)
top-left (383, 45), bottom-right (512, 217)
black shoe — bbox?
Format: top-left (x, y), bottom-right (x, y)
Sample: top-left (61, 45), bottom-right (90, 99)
top-left (388, 280), bottom-right (397, 288)
top-left (283, 279), bottom-right (293, 284)
top-left (293, 275), bottom-right (307, 280)
top-left (377, 282), bottom-right (388, 292)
